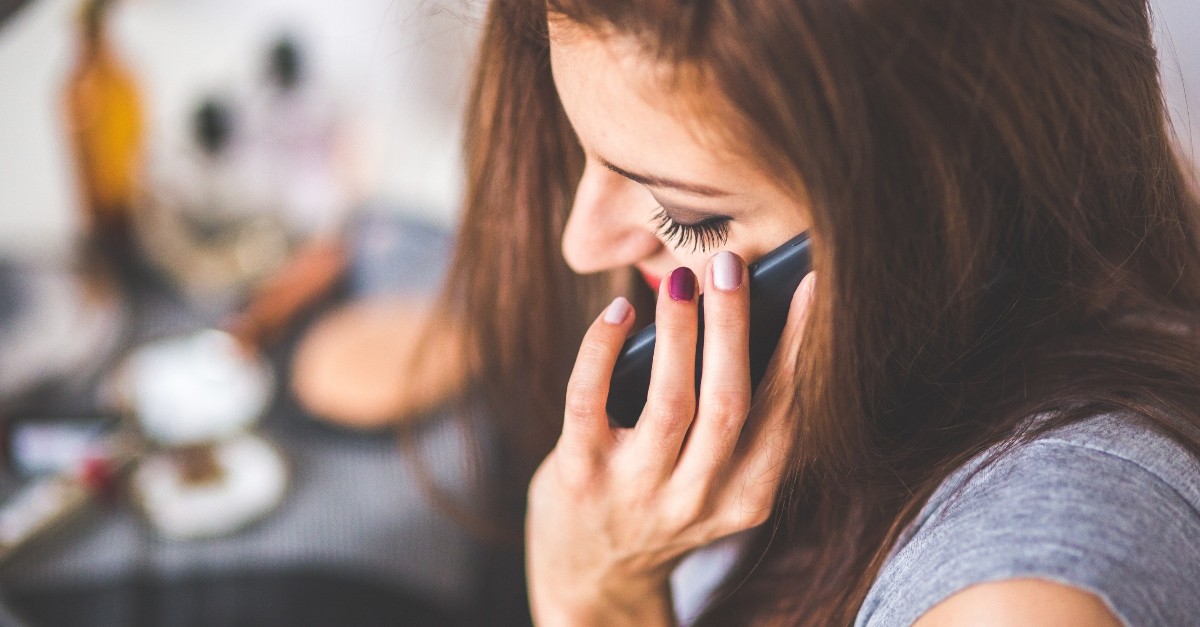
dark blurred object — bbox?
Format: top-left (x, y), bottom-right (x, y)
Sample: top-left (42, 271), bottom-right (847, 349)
top-left (64, 0), bottom-right (145, 272)
top-left (268, 35), bottom-right (303, 92)
top-left (0, 0), bottom-right (32, 31)
top-left (6, 571), bottom-right (466, 627)
top-left (194, 98), bottom-right (235, 157)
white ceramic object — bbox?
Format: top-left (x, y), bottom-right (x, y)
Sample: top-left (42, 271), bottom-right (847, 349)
top-left (125, 329), bottom-right (274, 446)
top-left (131, 433), bottom-right (288, 539)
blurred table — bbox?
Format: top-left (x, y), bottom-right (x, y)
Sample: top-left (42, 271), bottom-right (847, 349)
top-left (0, 213), bottom-right (497, 627)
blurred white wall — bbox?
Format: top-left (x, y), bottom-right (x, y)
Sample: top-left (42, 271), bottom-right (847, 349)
top-left (1156, 0), bottom-right (1200, 163)
top-left (0, 0), bottom-right (1197, 260)
top-left (0, 0), bottom-right (482, 259)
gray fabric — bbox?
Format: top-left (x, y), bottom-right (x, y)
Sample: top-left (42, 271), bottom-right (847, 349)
top-left (671, 531), bottom-right (747, 625)
top-left (856, 412), bottom-right (1200, 626)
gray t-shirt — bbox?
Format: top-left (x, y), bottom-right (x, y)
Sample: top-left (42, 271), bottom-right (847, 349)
top-left (857, 412), bottom-right (1200, 626)
top-left (672, 412), bottom-right (1200, 625)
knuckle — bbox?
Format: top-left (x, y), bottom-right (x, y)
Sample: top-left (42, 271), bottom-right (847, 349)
top-left (645, 392), bottom-right (696, 423)
top-left (703, 388), bottom-right (750, 421)
top-left (564, 383), bottom-right (602, 417)
top-left (722, 499), bottom-right (772, 532)
top-left (549, 452), bottom-right (598, 493)
top-left (663, 499), bottom-right (705, 531)
top-left (738, 505), bottom-right (772, 530)
top-left (556, 465), bottom-right (594, 494)
top-left (693, 434), bottom-right (735, 471)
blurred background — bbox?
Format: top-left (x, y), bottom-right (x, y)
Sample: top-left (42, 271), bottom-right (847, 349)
top-left (0, 0), bottom-right (1196, 625)
top-left (0, 0), bottom-right (477, 257)
top-left (0, 0), bottom-right (489, 625)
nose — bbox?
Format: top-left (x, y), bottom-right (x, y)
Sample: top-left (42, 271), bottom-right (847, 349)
top-left (562, 161), bottom-right (662, 274)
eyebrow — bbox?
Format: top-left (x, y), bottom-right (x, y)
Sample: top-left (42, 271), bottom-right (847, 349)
top-left (600, 158), bottom-right (732, 197)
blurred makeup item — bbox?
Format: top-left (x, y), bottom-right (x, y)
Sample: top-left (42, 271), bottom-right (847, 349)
top-left (6, 416), bottom-right (118, 478)
top-left (223, 238), bottom-right (347, 352)
top-left (64, 0), bottom-right (144, 262)
top-left (0, 476), bottom-right (92, 563)
top-left (0, 431), bottom-right (140, 563)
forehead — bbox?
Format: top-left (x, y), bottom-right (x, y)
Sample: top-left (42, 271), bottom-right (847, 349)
top-left (547, 19), bottom-right (737, 177)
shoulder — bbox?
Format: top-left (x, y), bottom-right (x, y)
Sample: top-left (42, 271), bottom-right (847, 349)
top-left (857, 412), bottom-right (1200, 627)
top-left (913, 578), bottom-right (1122, 627)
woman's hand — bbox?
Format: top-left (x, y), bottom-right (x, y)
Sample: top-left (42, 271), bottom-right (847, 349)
top-left (526, 251), bottom-right (816, 626)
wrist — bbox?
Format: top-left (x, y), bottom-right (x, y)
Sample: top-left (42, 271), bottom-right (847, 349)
top-left (531, 576), bottom-right (675, 627)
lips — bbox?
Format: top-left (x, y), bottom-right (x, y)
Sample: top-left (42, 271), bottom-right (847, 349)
top-left (639, 269), bottom-right (662, 292)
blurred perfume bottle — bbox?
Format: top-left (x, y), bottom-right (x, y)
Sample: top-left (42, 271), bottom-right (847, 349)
top-left (64, 0), bottom-right (143, 264)
top-left (135, 33), bottom-right (354, 326)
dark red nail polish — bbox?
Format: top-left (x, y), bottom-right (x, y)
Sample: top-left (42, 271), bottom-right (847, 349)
top-left (668, 267), bottom-right (696, 302)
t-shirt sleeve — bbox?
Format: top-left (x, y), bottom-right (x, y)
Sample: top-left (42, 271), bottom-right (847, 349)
top-left (857, 428), bottom-right (1200, 627)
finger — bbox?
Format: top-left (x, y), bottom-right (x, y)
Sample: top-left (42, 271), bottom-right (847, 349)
top-left (718, 272), bottom-right (816, 528)
top-left (561, 297), bottom-right (636, 460)
top-left (675, 251), bottom-right (751, 484)
top-left (754, 271), bottom-right (815, 409)
top-left (633, 267), bottom-right (700, 471)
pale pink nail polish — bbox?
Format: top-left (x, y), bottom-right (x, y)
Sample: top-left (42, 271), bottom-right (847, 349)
top-left (604, 297), bottom-right (632, 324)
top-left (800, 273), bottom-right (816, 300)
top-left (713, 251), bottom-right (742, 292)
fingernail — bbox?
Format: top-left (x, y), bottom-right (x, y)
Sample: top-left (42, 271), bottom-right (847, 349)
top-left (668, 267), bottom-right (696, 302)
top-left (800, 273), bottom-right (816, 300)
top-left (712, 251), bottom-right (742, 292)
top-left (603, 296), bottom-right (632, 324)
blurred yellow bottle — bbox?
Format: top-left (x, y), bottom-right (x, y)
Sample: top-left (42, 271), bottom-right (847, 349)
top-left (64, 0), bottom-right (143, 256)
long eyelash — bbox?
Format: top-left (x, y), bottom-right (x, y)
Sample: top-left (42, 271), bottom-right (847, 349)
top-left (650, 206), bottom-right (731, 253)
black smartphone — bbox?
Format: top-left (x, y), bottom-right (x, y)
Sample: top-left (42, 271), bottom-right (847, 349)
top-left (606, 231), bottom-right (813, 427)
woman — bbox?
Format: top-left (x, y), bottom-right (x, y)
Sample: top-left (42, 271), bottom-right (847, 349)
top-left (431, 0), bottom-right (1200, 623)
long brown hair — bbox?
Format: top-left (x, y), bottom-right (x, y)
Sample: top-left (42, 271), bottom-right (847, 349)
top-left (432, 0), bottom-right (1200, 623)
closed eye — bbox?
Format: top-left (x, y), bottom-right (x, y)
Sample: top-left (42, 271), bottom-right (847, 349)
top-left (650, 206), bottom-right (731, 253)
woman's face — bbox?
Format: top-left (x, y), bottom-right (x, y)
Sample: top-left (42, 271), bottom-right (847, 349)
top-left (550, 20), bottom-right (811, 291)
